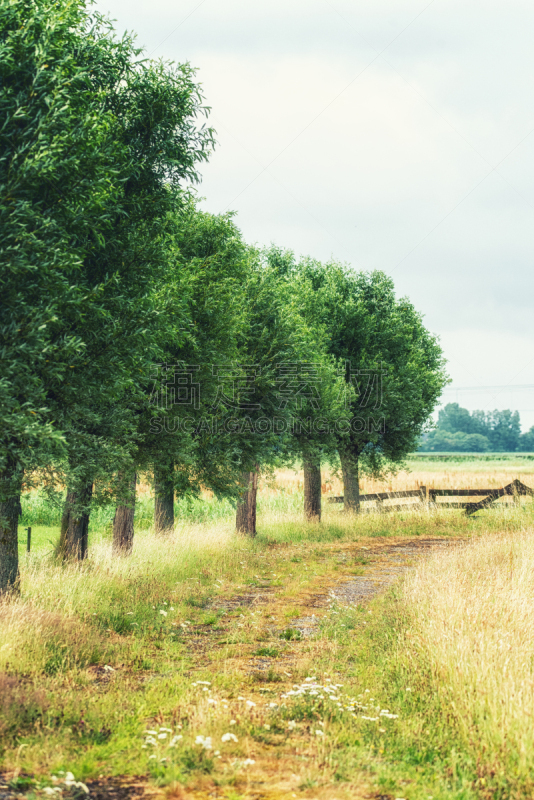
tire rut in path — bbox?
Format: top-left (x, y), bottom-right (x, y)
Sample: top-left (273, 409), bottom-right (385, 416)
top-left (280, 537), bottom-right (456, 644)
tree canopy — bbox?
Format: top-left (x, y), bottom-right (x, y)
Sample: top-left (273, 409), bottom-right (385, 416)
top-left (420, 403), bottom-right (527, 453)
top-left (0, 0), bottom-right (213, 584)
top-left (1, 0), bottom-right (449, 589)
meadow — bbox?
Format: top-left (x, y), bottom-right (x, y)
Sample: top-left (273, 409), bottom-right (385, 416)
top-left (3, 458), bottom-right (534, 799)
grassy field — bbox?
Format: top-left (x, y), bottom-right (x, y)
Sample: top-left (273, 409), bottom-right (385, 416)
top-left (3, 460), bottom-right (534, 799)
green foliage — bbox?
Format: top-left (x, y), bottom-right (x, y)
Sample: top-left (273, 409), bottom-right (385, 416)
top-left (0, 0), bottom-right (123, 468)
top-left (421, 429), bottom-right (491, 452)
top-left (255, 646), bottom-right (279, 657)
top-left (265, 247), bottom-right (350, 467)
top-left (519, 426), bottom-right (534, 452)
top-left (141, 204), bottom-right (252, 500)
top-left (0, 0), bottom-right (214, 583)
top-left (288, 260), bottom-right (448, 476)
top-left (279, 627), bottom-right (302, 641)
top-left (420, 402), bottom-right (524, 452)
top-left (1, 0), bottom-right (450, 578)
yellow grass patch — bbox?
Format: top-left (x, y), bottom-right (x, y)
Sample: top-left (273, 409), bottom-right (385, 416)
top-left (402, 529), bottom-right (534, 790)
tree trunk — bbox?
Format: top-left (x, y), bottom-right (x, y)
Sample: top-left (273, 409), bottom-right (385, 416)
top-left (303, 457), bottom-right (321, 522)
top-left (154, 462), bottom-right (174, 533)
top-left (236, 469), bottom-right (258, 536)
top-left (58, 482), bottom-right (93, 560)
top-left (0, 460), bottom-right (22, 594)
top-left (340, 451), bottom-right (360, 513)
top-left (112, 473), bottom-right (136, 555)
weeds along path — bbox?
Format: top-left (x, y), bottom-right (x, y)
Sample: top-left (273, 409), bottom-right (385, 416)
top-left (155, 535), bottom-right (457, 800)
top-left (209, 538), bottom-right (454, 679)
top-left (163, 537), bottom-right (453, 671)
top-left (1, 534), bottom-right (464, 800)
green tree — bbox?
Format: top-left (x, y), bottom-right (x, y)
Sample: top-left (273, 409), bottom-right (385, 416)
top-left (486, 410), bottom-right (521, 452)
top-left (0, 0), bottom-right (213, 585)
top-left (267, 248), bottom-right (350, 522)
top-left (136, 204), bottom-right (250, 535)
top-left (424, 403), bottom-right (522, 452)
top-left (518, 426), bottom-right (534, 453)
top-left (230, 256), bottom-right (319, 535)
top-left (0, 0), bottom-right (122, 587)
top-left (437, 403), bottom-right (484, 435)
top-left (297, 263), bottom-right (447, 510)
top-left (419, 430), bottom-right (490, 452)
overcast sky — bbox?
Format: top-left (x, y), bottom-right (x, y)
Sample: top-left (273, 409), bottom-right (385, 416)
top-left (96, 0), bottom-right (534, 429)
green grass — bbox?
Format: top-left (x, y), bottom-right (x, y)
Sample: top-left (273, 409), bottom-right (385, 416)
top-left (410, 452), bottom-right (534, 459)
top-left (407, 454), bottom-right (534, 471)
top-left (18, 487), bottom-right (304, 535)
top-left (4, 492), bottom-right (534, 797)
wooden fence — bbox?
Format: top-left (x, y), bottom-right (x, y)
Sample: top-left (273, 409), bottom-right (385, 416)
top-left (327, 479), bottom-right (533, 516)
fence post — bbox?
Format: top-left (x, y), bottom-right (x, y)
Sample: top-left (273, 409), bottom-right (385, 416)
top-left (419, 485), bottom-right (427, 506)
top-left (26, 526), bottom-right (31, 553)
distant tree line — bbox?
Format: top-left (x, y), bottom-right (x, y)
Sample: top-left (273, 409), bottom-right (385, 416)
top-left (0, 0), bottom-right (448, 592)
top-left (419, 403), bottom-right (534, 452)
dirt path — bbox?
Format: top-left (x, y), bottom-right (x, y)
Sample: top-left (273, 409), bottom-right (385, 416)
top-left (157, 536), bottom-right (458, 800)
top-left (290, 538), bottom-right (453, 636)
top-left (240, 537), bottom-right (455, 680)
top-left (2, 537), bottom-right (457, 800)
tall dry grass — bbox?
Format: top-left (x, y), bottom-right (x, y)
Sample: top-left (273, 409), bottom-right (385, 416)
top-left (0, 521), bottom-right (242, 676)
top-left (269, 464), bottom-right (534, 497)
top-left (402, 529), bottom-right (534, 789)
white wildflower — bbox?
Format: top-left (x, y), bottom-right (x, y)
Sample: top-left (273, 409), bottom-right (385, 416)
top-left (195, 735), bottom-right (213, 750)
top-left (221, 733), bottom-right (238, 743)
top-left (63, 774), bottom-right (89, 794)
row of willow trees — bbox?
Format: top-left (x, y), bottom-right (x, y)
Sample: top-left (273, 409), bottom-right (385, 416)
top-left (0, 0), bottom-right (448, 592)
